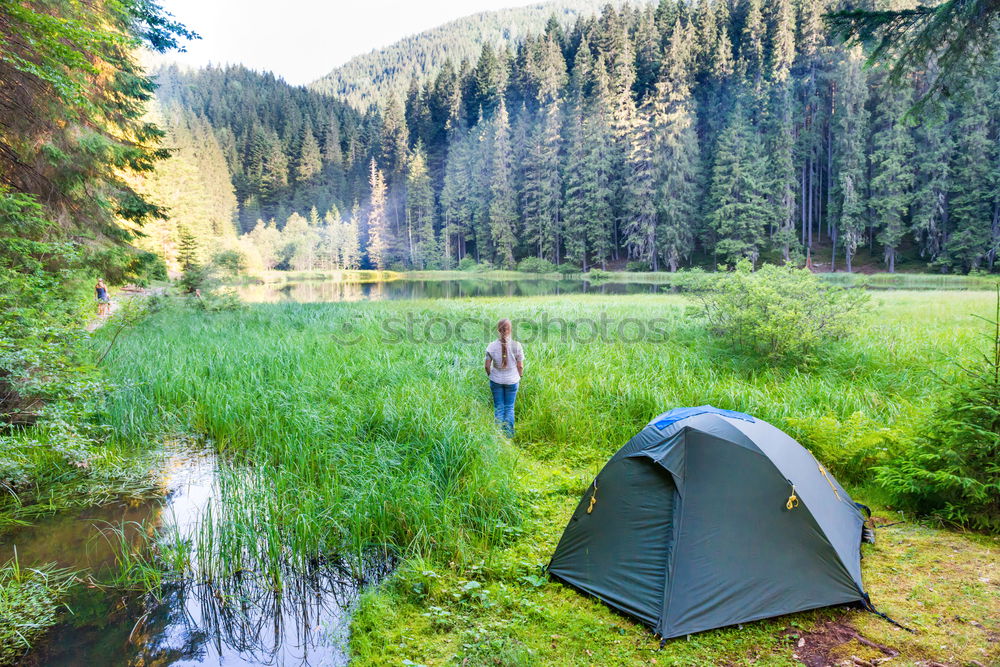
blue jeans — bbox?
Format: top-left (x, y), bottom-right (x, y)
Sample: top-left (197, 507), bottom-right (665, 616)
top-left (490, 381), bottom-right (518, 436)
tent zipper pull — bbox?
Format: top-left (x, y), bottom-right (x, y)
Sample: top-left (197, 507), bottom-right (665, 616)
top-left (587, 482), bottom-right (598, 514)
top-left (786, 485), bottom-right (798, 510)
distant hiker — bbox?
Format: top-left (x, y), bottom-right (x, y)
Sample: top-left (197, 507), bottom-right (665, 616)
top-left (484, 318), bottom-right (524, 437)
top-left (95, 279), bottom-right (110, 316)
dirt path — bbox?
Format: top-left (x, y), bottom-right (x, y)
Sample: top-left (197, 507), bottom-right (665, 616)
top-left (85, 286), bottom-right (162, 332)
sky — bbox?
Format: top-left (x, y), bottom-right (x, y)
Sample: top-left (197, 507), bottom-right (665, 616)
top-left (157, 0), bottom-right (534, 86)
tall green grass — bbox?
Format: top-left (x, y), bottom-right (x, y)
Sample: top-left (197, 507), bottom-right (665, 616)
top-left (95, 291), bottom-right (990, 584)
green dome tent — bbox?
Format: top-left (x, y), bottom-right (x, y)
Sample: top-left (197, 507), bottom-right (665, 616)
top-left (548, 406), bottom-right (871, 639)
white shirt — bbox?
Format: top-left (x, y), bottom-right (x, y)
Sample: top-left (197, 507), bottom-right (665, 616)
top-left (485, 339), bottom-right (524, 385)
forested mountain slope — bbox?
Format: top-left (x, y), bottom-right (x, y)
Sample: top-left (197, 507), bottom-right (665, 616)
top-left (157, 0), bottom-right (1000, 275)
top-left (309, 0), bottom-right (651, 109)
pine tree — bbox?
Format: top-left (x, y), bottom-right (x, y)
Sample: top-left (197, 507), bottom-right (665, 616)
top-left (380, 96), bottom-right (410, 177)
top-left (943, 78), bottom-right (995, 272)
top-left (562, 103), bottom-right (589, 269)
top-left (586, 55), bottom-right (618, 267)
top-left (623, 106), bottom-right (659, 268)
top-left (766, 85), bottom-right (799, 263)
top-left (440, 131), bottom-right (471, 263)
top-left (366, 160), bottom-right (390, 270)
top-left (708, 103), bottom-right (771, 265)
top-left (522, 100), bottom-right (563, 261)
top-left (869, 82), bottom-right (915, 272)
top-left (297, 125), bottom-right (322, 182)
top-left (767, 0), bottom-right (795, 83)
top-left (323, 119), bottom-right (343, 167)
top-left (177, 226), bottom-right (200, 272)
top-left (406, 143), bottom-right (439, 269)
top-left (737, 0), bottom-right (765, 90)
top-left (344, 204), bottom-right (362, 270)
top-left (488, 99), bottom-right (518, 268)
top-left (652, 22), bottom-right (702, 272)
top-left (833, 48), bottom-right (869, 273)
top-left (910, 112), bottom-right (952, 264)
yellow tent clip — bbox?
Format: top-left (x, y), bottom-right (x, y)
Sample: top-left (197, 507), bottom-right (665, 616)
top-left (786, 485), bottom-right (798, 510)
top-left (587, 482), bottom-right (598, 514)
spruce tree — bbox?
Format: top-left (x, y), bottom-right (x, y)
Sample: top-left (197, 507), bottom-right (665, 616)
top-left (869, 82), bottom-right (915, 272)
top-left (911, 100), bottom-right (953, 264)
top-left (488, 100), bottom-right (518, 268)
top-left (366, 160), bottom-right (390, 270)
top-left (297, 125), bottom-right (322, 182)
top-left (708, 103), bottom-right (770, 265)
top-left (653, 21), bottom-right (702, 272)
top-left (943, 78), bottom-right (995, 272)
top-left (833, 48), bottom-right (869, 273)
top-left (406, 143), bottom-right (439, 269)
top-left (623, 106), bottom-right (659, 269)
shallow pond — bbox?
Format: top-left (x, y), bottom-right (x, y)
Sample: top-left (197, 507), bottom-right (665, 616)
top-left (2, 450), bottom-right (391, 666)
top-left (233, 273), bottom-right (992, 304)
top-left (235, 277), bottom-right (670, 303)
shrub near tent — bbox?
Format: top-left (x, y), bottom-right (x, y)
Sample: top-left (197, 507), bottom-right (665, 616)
top-left (548, 406), bottom-right (872, 639)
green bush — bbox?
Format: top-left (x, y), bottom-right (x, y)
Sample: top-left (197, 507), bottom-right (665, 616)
top-left (874, 291), bottom-right (1000, 532)
top-left (556, 262), bottom-right (581, 275)
top-left (178, 262), bottom-right (213, 294)
top-left (457, 257), bottom-right (479, 271)
top-left (698, 260), bottom-right (869, 364)
top-left (786, 411), bottom-right (909, 484)
top-left (585, 268), bottom-right (613, 281)
top-left (625, 260), bottom-right (651, 272)
top-left (516, 257), bottom-right (557, 274)
top-left (211, 249), bottom-right (247, 278)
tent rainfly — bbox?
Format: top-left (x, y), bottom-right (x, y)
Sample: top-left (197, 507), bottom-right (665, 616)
top-left (548, 406), bottom-right (874, 639)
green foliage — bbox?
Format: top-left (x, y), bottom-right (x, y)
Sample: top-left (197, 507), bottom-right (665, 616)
top-left (160, 2), bottom-right (1000, 276)
top-left (211, 250), bottom-right (247, 278)
top-left (516, 257), bottom-right (557, 274)
top-left (585, 268), bottom-right (612, 281)
top-left (875, 290), bottom-right (1000, 532)
top-left (699, 260), bottom-right (870, 363)
top-left (98, 303), bottom-right (523, 575)
top-left (310, 0), bottom-right (617, 108)
top-left (625, 261), bottom-right (651, 272)
top-left (0, 560), bottom-right (74, 664)
top-left (827, 0), bottom-right (1000, 107)
top-left (0, 0), bottom-right (192, 242)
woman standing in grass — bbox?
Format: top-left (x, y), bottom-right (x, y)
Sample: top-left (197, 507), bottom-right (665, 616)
top-left (95, 278), bottom-right (110, 317)
top-left (484, 318), bottom-right (524, 437)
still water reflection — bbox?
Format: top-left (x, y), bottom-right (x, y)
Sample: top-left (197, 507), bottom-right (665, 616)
top-left (3, 451), bottom-right (390, 666)
top-left (235, 277), bottom-right (669, 303)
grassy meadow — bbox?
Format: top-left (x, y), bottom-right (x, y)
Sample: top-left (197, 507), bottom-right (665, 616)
top-left (82, 289), bottom-right (999, 665)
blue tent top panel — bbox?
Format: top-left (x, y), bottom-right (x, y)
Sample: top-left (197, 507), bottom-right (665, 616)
top-left (651, 405), bottom-right (755, 431)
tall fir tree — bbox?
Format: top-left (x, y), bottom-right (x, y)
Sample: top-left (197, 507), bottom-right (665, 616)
top-left (623, 106), bottom-right (660, 268)
top-left (653, 20), bottom-right (702, 272)
top-left (488, 99), bottom-right (518, 268)
top-left (943, 78), bottom-right (995, 272)
top-left (869, 82), bottom-right (915, 272)
top-left (833, 48), bottom-right (869, 273)
top-left (366, 160), bottom-right (389, 270)
top-left (405, 143), bottom-right (439, 269)
top-left (708, 103), bottom-right (771, 265)
top-left (297, 125), bottom-right (322, 183)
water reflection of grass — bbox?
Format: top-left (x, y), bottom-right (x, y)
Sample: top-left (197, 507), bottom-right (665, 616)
top-left (92, 292), bottom-right (998, 665)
